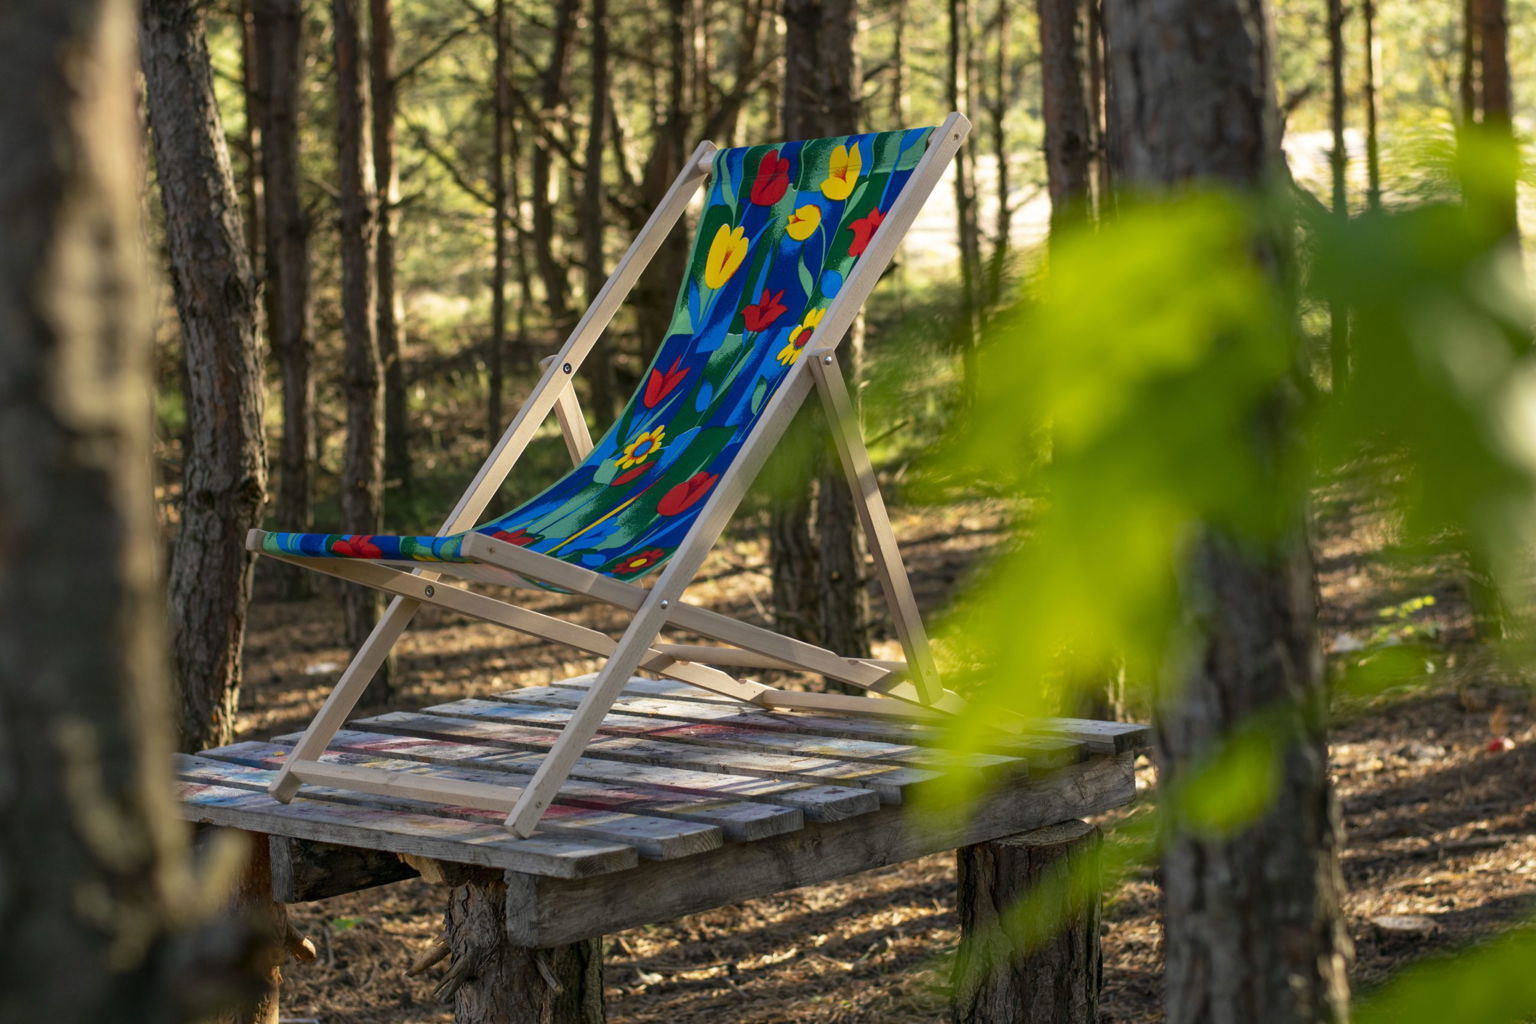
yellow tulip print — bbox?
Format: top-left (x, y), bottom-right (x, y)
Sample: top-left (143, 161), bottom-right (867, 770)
top-left (704, 224), bottom-right (749, 289)
top-left (786, 204), bottom-right (822, 241)
top-left (819, 144), bottom-right (862, 200)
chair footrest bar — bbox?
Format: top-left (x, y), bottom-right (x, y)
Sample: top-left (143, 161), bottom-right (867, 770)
top-left (287, 759), bottom-right (527, 813)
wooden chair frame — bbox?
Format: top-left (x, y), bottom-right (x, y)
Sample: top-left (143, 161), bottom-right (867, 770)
top-left (253, 113), bottom-right (973, 837)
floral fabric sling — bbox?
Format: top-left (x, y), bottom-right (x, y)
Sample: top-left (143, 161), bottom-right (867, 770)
top-left (261, 125), bottom-right (936, 582)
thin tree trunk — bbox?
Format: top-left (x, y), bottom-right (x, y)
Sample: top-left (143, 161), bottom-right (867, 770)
top-left (1362, 0), bottom-right (1380, 208)
top-left (1476, 0), bottom-right (1520, 245)
top-left (489, 0), bottom-right (510, 444)
top-left (949, 0), bottom-right (982, 384)
top-left (372, 0), bottom-right (409, 499)
top-left (1327, 0), bottom-right (1349, 390)
top-left (334, 0), bottom-right (389, 696)
top-left (144, 0), bottom-right (269, 753)
top-left (0, 0), bottom-right (205, 1015)
top-left (1038, 0), bottom-right (1098, 228)
top-left (1101, 1), bottom-right (1352, 1022)
top-left (531, 0), bottom-right (580, 345)
top-left (584, 0), bottom-right (618, 420)
top-left (985, 0), bottom-right (1012, 302)
top-left (254, 0), bottom-right (313, 602)
top-left (240, 0), bottom-right (264, 269)
top-left (1460, 0), bottom-right (1480, 125)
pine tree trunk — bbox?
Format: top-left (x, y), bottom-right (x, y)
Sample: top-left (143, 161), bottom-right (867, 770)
top-left (1476, 0), bottom-right (1520, 246)
top-left (1038, 0), bottom-right (1098, 226)
top-left (372, 0), bottom-right (409, 499)
top-left (240, 0), bottom-right (264, 269)
top-left (1460, 0), bottom-right (1480, 124)
top-left (949, 0), bottom-right (982, 387)
top-left (1100, 2), bottom-right (1352, 1021)
top-left (772, 0), bottom-right (872, 664)
top-left (144, 0), bottom-right (268, 754)
top-left (1362, 0), bottom-right (1380, 208)
top-left (334, 0), bottom-right (389, 695)
top-left (254, 0), bottom-right (315, 602)
top-left (0, 0), bottom-right (200, 1015)
top-left (531, 0), bottom-right (580, 347)
top-left (985, 0), bottom-right (1013, 303)
top-left (584, 0), bottom-right (618, 420)
top-left (489, 0), bottom-right (510, 445)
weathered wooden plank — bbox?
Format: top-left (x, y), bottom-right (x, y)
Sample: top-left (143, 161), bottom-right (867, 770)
top-left (551, 677), bottom-right (1151, 754)
top-left (177, 778), bottom-right (637, 878)
top-left (218, 737), bottom-right (802, 841)
top-left (180, 754), bottom-right (720, 861)
top-left (269, 836), bottom-right (420, 902)
top-left (358, 709), bottom-right (936, 802)
top-left (503, 752), bottom-right (1138, 946)
top-left (429, 696), bottom-right (1027, 772)
top-left (497, 684), bottom-right (1083, 763)
top-left (299, 726), bottom-right (878, 823)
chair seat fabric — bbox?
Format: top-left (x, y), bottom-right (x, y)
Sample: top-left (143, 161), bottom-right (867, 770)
top-left (261, 124), bottom-right (936, 581)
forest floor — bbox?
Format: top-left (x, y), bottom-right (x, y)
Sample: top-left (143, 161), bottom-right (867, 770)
top-left (235, 487), bottom-right (1536, 1023)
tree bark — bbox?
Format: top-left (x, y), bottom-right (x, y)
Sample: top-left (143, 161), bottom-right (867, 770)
top-left (1038, 0), bottom-right (1099, 227)
top-left (144, 0), bottom-right (268, 753)
top-left (372, 0), bottom-right (409, 498)
top-left (1100, 2), bottom-right (1352, 1022)
top-left (950, 821), bottom-right (1103, 1024)
top-left (334, 0), bottom-right (389, 695)
top-left (1460, 0), bottom-right (1480, 124)
top-left (254, 0), bottom-right (315, 602)
top-left (444, 874), bottom-right (604, 1024)
top-left (0, 0), bottom-right (200, 1016)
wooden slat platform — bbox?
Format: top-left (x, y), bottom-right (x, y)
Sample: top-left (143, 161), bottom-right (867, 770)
top-left (177, 675), bottom-right (1147, 936)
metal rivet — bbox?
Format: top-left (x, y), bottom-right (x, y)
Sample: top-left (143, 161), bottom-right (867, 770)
top-left (562, 362), bottom-right (573, 374)
top-left (424, 585), bottom-right (435, 598)
top-left (822, 354), bottom-right (834, 365)
top-left (659, 599), bottom-right (670, 609)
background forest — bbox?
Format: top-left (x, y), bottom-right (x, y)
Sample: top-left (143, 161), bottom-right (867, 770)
top-left (5, 0), bottom-right (1536, 1020)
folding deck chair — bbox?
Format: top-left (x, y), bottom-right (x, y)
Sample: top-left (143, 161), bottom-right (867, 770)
top-left (252, 113), bottom-right (973, 837)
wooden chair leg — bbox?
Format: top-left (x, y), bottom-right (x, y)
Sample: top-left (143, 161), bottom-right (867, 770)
top-left (443, 872), bottom-right (604, 1024)
top-left (950, 820), bottom-right (1104, 1024)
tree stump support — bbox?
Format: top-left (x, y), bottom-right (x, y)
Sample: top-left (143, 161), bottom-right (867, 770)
top-left (217, 832), bottom-right (317, 1024)
top-left (442, 871), bottom-right (605, 1024)
top-left (950, 819), bottom-right (1103, 1024)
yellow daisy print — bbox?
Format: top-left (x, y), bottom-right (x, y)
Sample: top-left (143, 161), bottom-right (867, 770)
top-left (618, 425), bottom-right (666, 469)
top-left (776, 308), bottom-right (827, 366)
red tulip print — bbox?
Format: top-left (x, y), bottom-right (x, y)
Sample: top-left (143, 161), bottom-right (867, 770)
top-left (848, 207), bottom-right (885, 257)
top-left (331, 535), bottom-right (384, 558)
top-left (643, 357), bottom-right (690, 408)
top-left (750, 150), bottom-right (791, 205)
top-left (486, 527), bottom-right (537, 546)
top-left (743, 288), bottom-right (788, 332)
top-left (657, 471), bottom-right (720, 516)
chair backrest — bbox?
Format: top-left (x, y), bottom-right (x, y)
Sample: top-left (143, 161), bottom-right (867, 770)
top-left (472, 125), bottom-right (938, 580)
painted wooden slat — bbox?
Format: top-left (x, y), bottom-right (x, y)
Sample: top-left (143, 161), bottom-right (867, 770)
top-left (496, 683), bottom-right (1083, 764)
top-left (176, 779), bottom-right (637, 878)
top-left (286, 727), bottom-right (879, 823)
top-left (428, 697), bottom-right (1027, 774)
top-left (179, 754), bottom-right (720, 861)
top-left (554, 676), bottom-right (1150, 754)
top-left (353, 710), bottom-right (935, 803)
top-left (209, 740), bottom-right (799, 842)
